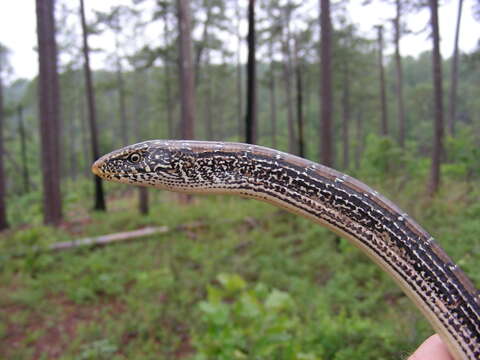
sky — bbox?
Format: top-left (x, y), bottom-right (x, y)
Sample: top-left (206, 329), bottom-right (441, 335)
top-left (0, 0), bottom-right (478, 81)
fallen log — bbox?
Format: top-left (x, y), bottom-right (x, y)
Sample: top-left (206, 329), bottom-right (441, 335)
top-left (6, 221), bottom-right (209, 258)
top-left (49, 225), bottom-right (169, 251)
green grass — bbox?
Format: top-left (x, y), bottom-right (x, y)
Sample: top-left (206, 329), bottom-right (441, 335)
top-left (0, 177), bottom-right (479, 359)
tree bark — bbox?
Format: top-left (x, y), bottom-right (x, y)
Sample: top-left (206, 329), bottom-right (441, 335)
top-left (65, 87), bottom-right (78, 181)
top-left (268, 63), bottom-right (277, 149)
top-left (0, 52), bottom-right (8, 229)
top-left (162, 9), bottom-right (174, 138)
top-left (428, 0), bottom-right (444, 195)
top-left (17, 106), bottom-right (30, 193)
top-left (394, 0), bottom-right (406, 147)
top-left (341, 59), bottom-right (350, 169)
top-left (176, 0), bottom-right (195, 204)
top-left (267, 8), bottom-right (277, 149)
top-left (36, 0), bottom-right (63, 225)
top-left (194, 0), bottom-right (214, 87)
top-left (283, 31), bottom-right (297, 154)
top-left (112, 11), bottom-right (128, 146)
top-left (354, 109), bottom-right (364, 170)
top-left (204, 49), bottom-right (214, 140)
top-left (80, 0), bottom-right (106, 211)
top-left (116, 59), bottom-right (128, 145)
top-left (282, 6), bottom-right (296, 154)
top-left (320, 0), bottom-right (333, 166)
top-left (376, 25), bottom-right (388, 136)
top-left (176, 0), bottom-right (195, 140)
top-left (245, 0), bottom-right (257, 144)
top-left (295, 38), bottom-right (305, 158)
top-left (448, 0), bottom-right (463, 136)
top-left (235, 0), bottom-right (243, 139)
top-left (78, 74), bottom-right (90, 178)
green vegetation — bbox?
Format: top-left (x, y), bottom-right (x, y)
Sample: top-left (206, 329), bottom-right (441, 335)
top-left (1, 153), bottom-right (479, 359)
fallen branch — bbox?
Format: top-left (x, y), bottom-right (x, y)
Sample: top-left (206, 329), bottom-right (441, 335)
top-left (49, 221), bottom-right (209, 251)
top-left (49, 226), bottom-right (170, 251)
top-left (6, 214), bottom-right (280, 258)
top-left (6, 221), bottom-right (208, 258)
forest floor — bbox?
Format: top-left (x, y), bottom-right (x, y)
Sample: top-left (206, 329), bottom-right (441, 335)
top-left (0, 179), bottom-right (479, 359)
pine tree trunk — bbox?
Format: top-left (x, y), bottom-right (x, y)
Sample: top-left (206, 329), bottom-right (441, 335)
top-left (17, 106), bottom-right (30, 193)
top-left (36, 0), bottom-right (63, 225)
top-left (80, 0), bottom-right (106, 211)
top-left (235, 0), bottom-right (243, 139)
top-left (78, 77), bottom-right (90, 178)
top-left (320, 0), bottom-right (333, 166)
top-left (295, 38), bottom-right (305, 158)
top-left (117, 60), bottom-right (128, 145)
top-left (269, 64), bottom-right (277, 149)
top-left (245, 0), bottom-right (257, 144)
top-left (267, 10), bottom-right (277, 149)
top-left (67, 100), bottom-right (78, 181)
top-left (376, 25), bottom-right (388, 136)
top-left (134, 68), bottom-right (150, 215)
top-left (341, 60), bottom-right (350, 169)
top-left (354, 109), bottom-right (364, 170)
top-left (164, 64), bottom-right (174, 138)
top-left (0, 54), bottom-right (8, 229)
top-left (176, 0), bottom-right (195, 140)
top-left (448, 0), bottom-right (463, 136)
top-left (162, 10), bottom-right (174, 139)
top-left (296, 63), bottom-right (305, 158)
top-left (428, 0), bottom-right (444, 195)
top-left (177, 0), bottom-right (195, 204)
top-left (394, 0), bottom-right (406, 147)
top-left (194, 0), bottom-right (213, 87)
top-left (283, 37), bottom-right (296, 154)
top-left (204, 51), bottom-right (214, 140)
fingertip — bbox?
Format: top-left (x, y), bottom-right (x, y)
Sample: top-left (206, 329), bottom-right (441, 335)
top-left (408, 334), bottom-right (453, 360)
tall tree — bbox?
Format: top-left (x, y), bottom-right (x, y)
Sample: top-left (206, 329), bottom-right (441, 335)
top-left (129, 18), bottom-right (150, 215)
top-left (77, 71), bottom-right (91, 178)
top-left (448, 0), bottom-right (464, 136)
top-left (235, 0), bottom-right (244, 139)
top-left (114, 10), bottom-right (129, 146)
top-left (337, 23), bottom-right (355, 169)
top-left (134, 69), bottom-right (149, 215)
top-left (0, 45), bottom-right (9, 230)
top-left (319, 0), bottom-right (333, 166)
top-left (177, 0), bottom-right (195, 140)
top-left (428, 0), bottom-right (444, 194)
top-left (354, 109), bottom-right (364, 170)
top-left (266, 4), bottom-right (278, 148)
top-left (294, 36), bottom-right (305, 158)
top-left (194, 0), bottom-right (214, 87)
top-left (393, 0), bottom-right (406, 147)
top-left (17, 105), bottom-right (30, 193)
top-left (282, 3), bottom-right (297, 154)
top-left (36, 0), bottom-right (63, 225)
top-left (376, 25), bottom-right (388, 136)
top-left (341, 53), bottom-right (351, 169)
top-left (203, 47), bottom-right (214, 139)
top-left (245, 0), bottom-right (257, 144)
top-left (80, 0), bottom-right (106, 210)
top-left (161, 3), bottom-right (175, 138)
top-left (96, 5), bottom-right (136, 146)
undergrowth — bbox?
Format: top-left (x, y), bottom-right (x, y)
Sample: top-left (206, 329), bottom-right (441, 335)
top-left (1, 137), bottom-right (479, 359)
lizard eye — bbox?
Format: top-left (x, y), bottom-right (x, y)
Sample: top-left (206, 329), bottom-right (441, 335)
top-left (128, 153), bottom-right (141, 163)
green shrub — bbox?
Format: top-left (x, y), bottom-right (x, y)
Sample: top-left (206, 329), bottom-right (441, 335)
top-left (192, 273), bottom-right (323, 360)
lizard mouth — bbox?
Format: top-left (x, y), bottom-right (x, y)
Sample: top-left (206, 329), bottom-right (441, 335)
top-left (91, 159), bottom-right (104, 177)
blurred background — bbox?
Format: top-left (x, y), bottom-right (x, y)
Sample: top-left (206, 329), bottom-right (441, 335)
top-left (0, 0), bottom-right (479, 359)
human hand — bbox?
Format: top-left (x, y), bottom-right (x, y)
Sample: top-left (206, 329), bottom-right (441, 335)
top-left (408, 334), bottom-right (454, 360)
